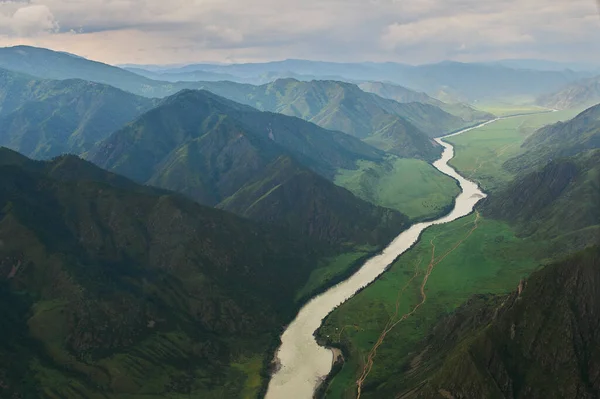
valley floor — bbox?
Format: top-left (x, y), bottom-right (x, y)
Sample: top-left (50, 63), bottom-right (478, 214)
top-left (314, 108), bottom-right (584, 399)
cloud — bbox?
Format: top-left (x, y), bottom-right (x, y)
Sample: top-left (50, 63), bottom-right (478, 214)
top-left (0, 0), bottom-right (598, 64)
top-left (0, 4), bottom-right (59, 36)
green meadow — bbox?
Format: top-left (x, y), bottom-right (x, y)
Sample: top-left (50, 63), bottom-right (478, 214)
top-left (316, 108), bottom-right (584, 398)
top-left (318, 214), bottom-right (543, 398)
top-left (446, 109), bottom-right (584, 191)
top-left (335, 157), bottom-right (460, 221)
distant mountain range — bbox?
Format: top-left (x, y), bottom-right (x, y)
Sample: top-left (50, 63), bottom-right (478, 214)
top-left (121, 58), bottom-right (592, 102)
top-left (537, 75), bottom-right (600, 110)
top-left (358, 81), bottom-right (494, 123)
top-left (0, 46), bottom-right (591, 102)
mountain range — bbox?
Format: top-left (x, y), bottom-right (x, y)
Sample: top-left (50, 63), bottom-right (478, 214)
top-left (0, 148), bottom-right (345, 398)
top-left (1, 46), bottom-right (590, 103)
top-left (0, 68), bottom-right (156, 159)
top-left (358, 81), bottom-right (494, 124)
top-left (191, 78), bottom-right (459, 159)
top-left (537, 76), bottom-right (600, 110)
top-left (88, 89), bottom-right (407, 245)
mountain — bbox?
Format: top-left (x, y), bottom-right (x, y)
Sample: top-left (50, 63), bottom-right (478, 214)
top-left (537, 76), bottom-right (600, 110)
top-left (123, 66), bottom-right (241, 83)
top-left (89, 89), bottom-right (406, 245)
top-left (145, 59), bottom-right (588, 101)
top-left (487, 150), bottom-right (600, 252)
top-left (394, 246), bottom-right (600, 399)
top-left (484, 104), bottom-right (600, 252)
top-left (358, 81), bottom-right (495, 123)
top-left (0, 45), bottom-right (183, 97)
top-left (1, 47), bottom-right (587, 103)
top-left (218, 155), bottom-right (407, 245)
top-left (488, 59), bottom-right (600, 72)
top-left (192, 78), bottom-right (459, 158)
top-left (0, 68), bottom-right (155, 159)
top-left (507, 103), bottom-right (600, 172)
top-left (0, 148), bottom-right (331, 398)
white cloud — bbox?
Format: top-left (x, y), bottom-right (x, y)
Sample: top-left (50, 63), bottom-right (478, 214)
top-left (0, 4), bottom-right (59, 36)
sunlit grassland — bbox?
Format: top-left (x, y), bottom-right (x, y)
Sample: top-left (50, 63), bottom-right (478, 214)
top-left (335, 157), bottom-right (460, 221)
top-left (317, 214), bottom-right (542, 398)
top-left (446, 108), bottom-right (584, 191)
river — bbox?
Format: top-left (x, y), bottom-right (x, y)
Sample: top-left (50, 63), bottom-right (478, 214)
top-left (265, 119), bottom-right (499, 399)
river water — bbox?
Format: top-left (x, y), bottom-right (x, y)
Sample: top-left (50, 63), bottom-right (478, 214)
top-left (265, 119), bottom-right (498, 399)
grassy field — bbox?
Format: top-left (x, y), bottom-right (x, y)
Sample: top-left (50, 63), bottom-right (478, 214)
top-left (446, 109), bottom-right (584, 191)
top-left (335, 157), bottom-right (460, 220)
top-left (317, 214), bottom-right (543, 398)
top-left (314, 109), bottom-right (586, 398)
top-left (472, 101), bottom-right (550, 117)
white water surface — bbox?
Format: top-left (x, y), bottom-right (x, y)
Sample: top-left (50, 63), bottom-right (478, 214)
top-left (265, 119), bottom-right (500, 399)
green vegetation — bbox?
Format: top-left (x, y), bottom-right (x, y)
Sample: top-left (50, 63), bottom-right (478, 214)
top-left (295, 249), bottom-right (376, 303)
top-left (0, 149), bottom-right (374, 399)
top-left (446, 109), bottom-right (583, 191)
top-left (195, 78), bottom-right (453, 160)
top-left (318, 214), bottom-right (542, 398)
top-left (358, 81), bottom-right (495, 123)
top-left (89, 89), bottom-right (406, 246)
top-left (507, 103), bottom-right (600, 172)
top-left (395, 247), bottom-right (600, 399)
top-left (317, 103), bottom-right (600, 398)
top-left (0, 68), bottom-right (155, 159)
top-left (472, 102), bottom-right (549, 116)
top-left (335, 157), bottom-right (460, 220)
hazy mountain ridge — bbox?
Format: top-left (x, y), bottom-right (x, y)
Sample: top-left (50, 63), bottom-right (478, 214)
top-left (537, 76), bottom-right (600, 110)
top-left (358, 81), bottom-right (495, 123)
top-left (0, 68), bottom-right (156, 159)
top-left (120, 57), bottom-right (589, 101)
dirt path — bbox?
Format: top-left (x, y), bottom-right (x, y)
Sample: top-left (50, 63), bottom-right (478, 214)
top-left (355, 212), bottom-right (482, 398)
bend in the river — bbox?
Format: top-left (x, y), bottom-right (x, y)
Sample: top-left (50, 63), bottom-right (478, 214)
top-left (265, 118), bottom-right (501, 399)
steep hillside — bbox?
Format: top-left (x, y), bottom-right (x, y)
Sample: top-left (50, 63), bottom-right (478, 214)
top-left (89, 90), bottom-right (405, 245)
top-left (358, 81), bottom-right (495, 123)
top-left (200, 78), bottom-right (465, 136)
top-left (192, 79), bottom-right (456, 159)
top-left (394, 246), bottom-right (600, 399)
top-left (0, 150), bottom-right (328, 399)
top-left (0, 68), bottom-right (155, 159)
top-left (218, 155), bottom-right (408, 245)
top-left (486, 149), bottom-right (600, 251)
top-left (537, 76), bottom-right (600, 110)
top-left (507, 103), bottom-right (600, 172)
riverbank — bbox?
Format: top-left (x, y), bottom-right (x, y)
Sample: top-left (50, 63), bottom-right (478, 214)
top-left (264, 119), bottom-right (493, 399)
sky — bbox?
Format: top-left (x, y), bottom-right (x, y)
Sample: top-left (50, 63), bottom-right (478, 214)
top-left (0, 0), bottom-right (599, 65)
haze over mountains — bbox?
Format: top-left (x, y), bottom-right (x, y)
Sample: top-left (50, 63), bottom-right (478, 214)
top-left (0, 42), bottom-right (598, 399)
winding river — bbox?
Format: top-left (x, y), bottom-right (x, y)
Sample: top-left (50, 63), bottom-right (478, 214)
top-left (265, 119), bottom-right (500, 399)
